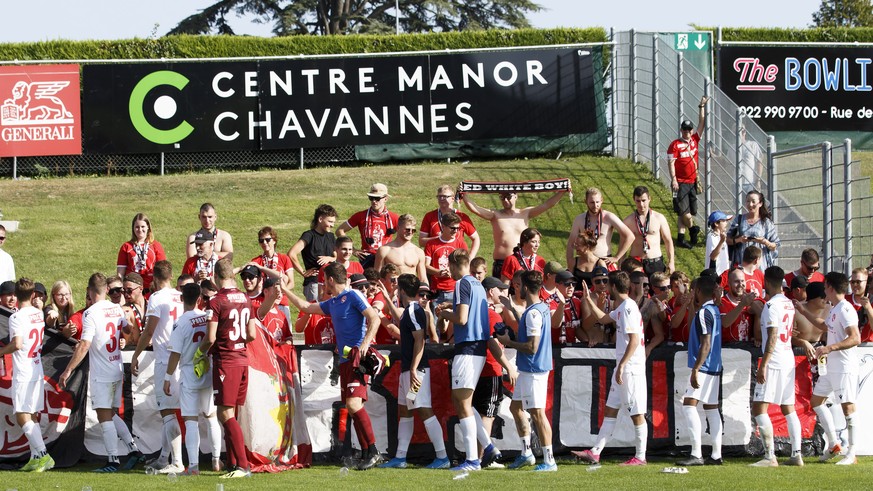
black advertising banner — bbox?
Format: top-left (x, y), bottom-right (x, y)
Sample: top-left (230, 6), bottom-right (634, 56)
top-left (719, 46), bottom-right (873, 131)
top-left (82, 48), bottom-right (598, 154)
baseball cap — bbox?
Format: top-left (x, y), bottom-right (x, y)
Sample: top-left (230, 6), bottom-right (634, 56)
top-left (240, 265), bottom-right (260, 279)
top-left (680, 120), bottom-right (694, 130)
top-left (790, 275), bottom-right (809, 291)
top-left (544, 261), bottom-right (564, 275)
top-left (191, 228), bottom-right (216, 244)
top-left (263, 276), bottom-right (278, 288)
top-left (806, 282), bottom-right (826, 300)
top-left (708, 211), bottom-right (734, 227)
top-left (482, 277), bottom-right (509, 290)
top-left (34, 282), bottom-right (48, 296)
top-left (349, 274), bottom-right (369, 289)
top-left (556, 270), bottom-right (575, 284)
top-left (367, 183), bottom-right (390, 198)
top-left (592, 266), bottom-right (609, 278)
top-left (0, 281), bottom-right (14, 295)
top-left (629, 271), bottom-right (647, 283)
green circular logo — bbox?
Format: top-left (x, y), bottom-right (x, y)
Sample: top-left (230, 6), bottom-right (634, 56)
top-left (128, 71), bottom-right (194, 145)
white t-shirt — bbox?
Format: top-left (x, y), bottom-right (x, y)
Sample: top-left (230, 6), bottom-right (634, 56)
top-left (704, 231), bottom-right (730, 276)
top-left (826, 299), bottom-right (859, 374)
top-left (145, 287), bottom-right (183, 364)
top-left (81, 300), bottom-right (127, 383)
top-left (760, 293), bottom-right (795, 370)
top-left (610, 298), bottom-right (645, 374)
top-left (168, 309), bottom-right (211, 390)
top-left (0, 248), bottom-right (14, 283)
top-left (9, 306), bottom-right (44, 383)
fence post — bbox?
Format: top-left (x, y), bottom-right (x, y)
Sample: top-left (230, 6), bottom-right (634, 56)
top-left (844, 138), bottom-right (853, 273)
top-left (652, 38), bottom-right (660, 178)
top-left (299, 148), bottom-right (305, 170)
top-left (630, 29), bottom-right (637, 163)
top-left (767, 135), bottom-right (776, 216)
top-left (703, 79), bottom-right (711, 222)
top-left (822, 142), bottom-right (833, 272)
top-left (160, 152), bottom-right (165, 176)
top-left (610, 27), bottom-right (616, 158)
top-left (734, 110), bottom-right (742, 213)
top-left (12, 156), bottom-right (17, 180)
top-left (677, 52), bottom-right (683, 132)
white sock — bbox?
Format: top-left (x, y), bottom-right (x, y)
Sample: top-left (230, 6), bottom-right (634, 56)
top-left (423, 416), bottom-right (447, 459)
top-left (755, 414), bottom-right (774, 460)
top-left (814, 405), bottom-right (838, 447)
top-left (634, 423), bottom-right (647, 461)
top-left (592, 417), bottom-right (616, 455)
top-left (785, 411), bottom-right (801, 457)
top-left (162, 414), bottom-right (183, 467)
top-left (683, 405), bottom-right (702, 458)
top-left (459, 416), bottom-right (478, 462)
top-left (112, 414), bottom-right (137, 453)
top-left (184, 420), bottom-right (201, 468)
top-left (101, 421), bottom-right (119, 462)
top-left (21, 420), bottom-right (46, 457)
top-left (543, 445), bottom-right (555, 465)
top-left (158, 421), bottom-right (170, 463)
top-left (472, 411), bottom-right (492, 447)
top-left (396, 417), bottom-right (414, 459)
top-left (705, 409), bottom-right (723, 460)
top-left (207, 414), bottom-right (222, 458)
top-left (521, 435), bottom-right (532, 456)
top-left (845, 414), bottom-right (855, 454)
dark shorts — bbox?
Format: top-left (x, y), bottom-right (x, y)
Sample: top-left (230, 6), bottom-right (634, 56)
top-left (340, 361), bottom-right (370, 401)
top-left (473, 376), bottom-right (504, 418)
top-left (214, 365), bottom-right (248, 407)
top-left (641, 256), bottom-right (666, 277)
top-left (360, 253), bottom-right (376, 269)
top-left (674, 182), bottom-right (697, 216)
top-left (492, 259), bottom-right (505, 279)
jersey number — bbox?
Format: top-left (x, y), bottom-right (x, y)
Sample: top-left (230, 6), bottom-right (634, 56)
top-left (27, 329), bottom-right (43, 359)
top-left (227, 308), bottom-right (250, 342)
top-left (105, 322), bottom-right (119, 353)
top-left (778, 313), bottom-right (793, 343)
top-left (192, 330), bottom-right (205, 344)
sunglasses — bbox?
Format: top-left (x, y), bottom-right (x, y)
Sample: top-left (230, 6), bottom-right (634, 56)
top-left (258, 237), bottom-right (273, 244)
top-left (593, 278), bottom-right (609, 285)
top-left (653, 285), bottom-right (670, 291)
top-left (418, 291), bottom-right (433, 299)
top-left (108, 287), bottom-right (124, 295)
top-left (561, 281), bottom-right (576, 287)
top-left (123, 287), bottom-right (141, 295)
top-left (0, 236), bottom-right (6, 241)
top-left (369, 196), bottom-right (385, 202)
top-left (804, 263), bottom-right (820, 271)
top-left (404, 228), bottom-right (417, 233)
top-left (241, 274), bottom-right (258, 281)
top-left (448, 226), bottom-right (461, 231)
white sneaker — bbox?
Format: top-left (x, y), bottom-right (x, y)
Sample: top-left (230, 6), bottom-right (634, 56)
top-left (156, 463), bottom-right (185, 474)
top-left (835, 454), bottom-right (857, 466)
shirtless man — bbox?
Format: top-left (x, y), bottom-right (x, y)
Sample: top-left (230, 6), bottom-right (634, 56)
top-left (374, 214), bottom-right (428, 284)
top-left (793, 282), bottom-right (828, 344)
top-left (566, 188), bottom-right (633, 269)
top-left (623, 186), bottom-right (675, 276)
top-left (462, 190), bottom-right (564, 277)
top-left (186, 203), bottom-right (233, 260)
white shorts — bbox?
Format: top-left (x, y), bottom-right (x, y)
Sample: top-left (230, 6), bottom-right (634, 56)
top-left (683, 372), bottom-right (721, 405)
top-left (753, 366), bottom-right (795, 405)
top-left (12, 379), bottom-right (45, 414)
top-left (605, 371), bottom-right (647, 416)
top-left (155, 361), bottom-right (181, 410)
top-left (180, 385), bottom-right (216, 418)
top-left (451, 354), bottom-right (486, 390)
top-left (399, 369), bottom-right (432, 409)
top-left (90, 379), bottom-right (122, 410)
top-left (813, 371), bottom-right (858, 404)
top-left (512, 371), bottom-right (549, 410)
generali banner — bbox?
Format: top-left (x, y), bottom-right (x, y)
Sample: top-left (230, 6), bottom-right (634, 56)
top-left (82, 48), bottom-right (600, 154)
top-left (718, 46), bottom-right (873, 132)
top-left (0, 64), bottom-right (82, 157)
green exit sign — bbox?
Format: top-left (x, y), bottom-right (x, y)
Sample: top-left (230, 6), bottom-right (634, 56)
top-left (675, 32), bottom-right (710, 51)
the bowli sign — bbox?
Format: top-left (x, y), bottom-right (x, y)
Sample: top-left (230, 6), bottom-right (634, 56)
top-left (83, 48), bottom-right (598, 154)
top-left (0, 64), bottom-right (82, 157)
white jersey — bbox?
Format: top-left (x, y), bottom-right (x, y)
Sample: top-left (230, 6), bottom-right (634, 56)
top-left (610, 298), bottom-right (646, 375)
top-left (826, 299), bottom-right (859, 374)
top-left (8, 306), bottom-right (45, 383)
top-left (760, 293), bottom-right (795, 370)
top-left (167, 309), bottom-right (211, 390)
top-left (81, 299), bottom-right (127, 383)
top-left (145, 287), bottom-right (183, 364)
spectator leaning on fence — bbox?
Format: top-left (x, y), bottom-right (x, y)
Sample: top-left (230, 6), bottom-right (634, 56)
top-left (727, 191), bottom-right (779, 271)
top-left (667, 95), bottom-right (709, 250)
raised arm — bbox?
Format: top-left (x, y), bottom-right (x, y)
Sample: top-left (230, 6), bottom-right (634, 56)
top-left (526, 192), bottom-right (564, 218)
top-left (461, 194), bottom-right (495, 221)
top-left (697, 95), bottom-right (709, 135)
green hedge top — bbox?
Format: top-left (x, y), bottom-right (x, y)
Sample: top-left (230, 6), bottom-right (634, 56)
top-left (698, 26), bottom-right (873, 43)
top-left (0, 28), bottom-right (607, 61)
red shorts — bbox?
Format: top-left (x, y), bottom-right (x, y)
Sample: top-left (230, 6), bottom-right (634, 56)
top-left (340, 361), bottom-right (369, 402)
top-left (213, 365), bottom-right (248, 407)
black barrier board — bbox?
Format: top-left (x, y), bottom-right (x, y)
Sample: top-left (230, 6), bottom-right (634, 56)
top-left (719, 45), bottom-right (873, 132)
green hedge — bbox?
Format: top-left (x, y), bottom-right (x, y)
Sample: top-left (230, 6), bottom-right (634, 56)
top-left (697, 26), bottom-right (873, 43)
top-left (0, 28), bottom-right (607, 61)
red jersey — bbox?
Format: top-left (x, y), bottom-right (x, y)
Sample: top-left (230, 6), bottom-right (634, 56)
top-left (261, 307), bottom-right (292, 344)
top-left (248, 292), bottom-right (265, 319)
top-left (420, 210), bottom-right (477, 241)
top-left (299, 311), bottom-right (336, 345)
top-left (482, 309), bottom-right (504, 377)
top-left (67, 308), bottom-right (85, 341)
top-left (117, 241), bottom-right (167, 291)
top-left (666, 297), bottom-right (690, 343)
top-left (719, 267), bottom-right (765, 299)
top-left (500, 252), bottom-right (545, 281)
top-left (251, 253), bottom-right (292, 306)
top-left (346, 208), bottom-right (400, 255)
top-left (424, 236), bottom-right (468, 291)
top-left (847, 293), bottom-right (873, 342)
top-left (370, 291), bottom-right (398, 345)
top-left (719, 295), bottom-right (753, 343)
top-left (783, 270), bottom-right (825, 300)
top-left (182, 254), bottom-right (218, 281)
top-left (208, 287), bottom-right (252, 368)
top-left (317, 261), bottom-right (364, 287)
top-left (556, 297), bottom-right (582, 344)
top-left (667, 133), bottom-right (700, 183)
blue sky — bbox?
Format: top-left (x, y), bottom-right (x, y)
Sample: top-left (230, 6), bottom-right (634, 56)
top-left (0, 0), bottom-right (820, 43)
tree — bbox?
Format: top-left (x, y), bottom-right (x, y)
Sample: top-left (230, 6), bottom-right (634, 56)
top-left (811, 0), bottom-right (873, 27)
top-left (168, 0), bottom-right (542, 36)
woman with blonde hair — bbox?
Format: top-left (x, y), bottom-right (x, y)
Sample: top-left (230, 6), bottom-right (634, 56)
top-left (117, 213), bottom-right (166, 292)
top-left (45, 280), bottom-right (77, 338)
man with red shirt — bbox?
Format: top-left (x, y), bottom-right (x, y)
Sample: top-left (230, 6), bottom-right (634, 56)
top-left (424, 212), bottom-right (468, 306)
top-left (784, 248), bottom-right (825, 300)
top-left (555, 270), bottom-right (582, 344)
top-left (183, 229), bottom-right (220, 283)
top-left (667, 95), bottom-right (709, 249)
top-left (719, 268), bottom-right (759, 344)
top-left (847, 268), bottom-right (873, 342)
top-left (720, 246), bottom-right (765, 299)
top-left (420, 184), bottom-right (481, 258)
top-left (197, 259), bottom-right (258, 479)
top-left (317, 237), bottom-right (364, 300)
top-left (667, 271), bottom-right (692, 344)
top-left (539, 262), bottom-right (566, 336)
top-left (337, 183), bottom-right (399, 269)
